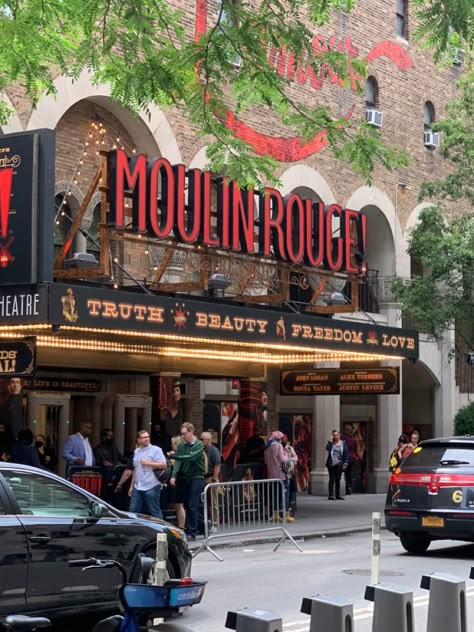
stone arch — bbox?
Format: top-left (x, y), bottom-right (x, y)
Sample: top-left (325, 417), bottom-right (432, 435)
top-left (403, 356), bottom-right (440, 440)
top-left (278, 165), bottom-right (336, 203)
top-left (404, 201), bottom-right (437, 238)
top-left (27, 71), bottom-right (181, 162)
top-left (345, 185), bottom-right (409, 278)
top-left (188, 145), bottom-right (209, 169)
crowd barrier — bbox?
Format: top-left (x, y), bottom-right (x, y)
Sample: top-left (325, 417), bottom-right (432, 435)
top-left (195, 478), bottom-right (302, 561)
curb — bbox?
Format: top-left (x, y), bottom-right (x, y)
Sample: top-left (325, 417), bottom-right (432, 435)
top-left (190, 525), bottom-right (388, 553)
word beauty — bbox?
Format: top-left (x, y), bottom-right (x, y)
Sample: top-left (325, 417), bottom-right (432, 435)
top-left (108, 149), bottom-right (367, 274)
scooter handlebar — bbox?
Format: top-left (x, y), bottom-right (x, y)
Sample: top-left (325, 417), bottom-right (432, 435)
top-left (69, 558), bottom-right (98, 567)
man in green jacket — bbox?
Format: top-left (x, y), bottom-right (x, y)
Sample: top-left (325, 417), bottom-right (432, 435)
top-left (169, 422), bottom-right (205, 540)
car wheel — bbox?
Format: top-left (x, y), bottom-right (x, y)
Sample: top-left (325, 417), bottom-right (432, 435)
top-left (399, 533), bottom-right (431, 554)
top-left (139, 547), bottom-right (177, 582)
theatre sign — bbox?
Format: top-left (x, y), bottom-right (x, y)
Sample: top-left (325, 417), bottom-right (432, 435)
top-left (108, 149), bottom-right (367, 273)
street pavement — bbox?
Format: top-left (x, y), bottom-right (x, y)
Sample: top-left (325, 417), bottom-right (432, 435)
top-left (191, 491), bottom-right (387, 553)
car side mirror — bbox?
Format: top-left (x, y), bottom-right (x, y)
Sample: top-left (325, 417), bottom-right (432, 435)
top-left (89, 501), bottom-right (104, 519)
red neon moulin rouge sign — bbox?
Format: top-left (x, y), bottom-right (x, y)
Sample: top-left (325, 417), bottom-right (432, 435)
top-left (108, 149), bottom-right (367, 274)
top-left (194, 1), bottom-right (414, 162)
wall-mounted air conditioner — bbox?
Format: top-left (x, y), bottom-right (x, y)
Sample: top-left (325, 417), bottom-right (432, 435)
top-left (424, 130), bottom-right (440, 148)
top-left (452, 48), bottom-right (465, 65)
top-left (366, 109), bottom-right (383, 127)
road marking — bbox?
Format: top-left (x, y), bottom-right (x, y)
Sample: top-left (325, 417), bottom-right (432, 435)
top-left (283, 586), bottom-right (474, 630)
top-left (281, 549), bottom-right (338, 555)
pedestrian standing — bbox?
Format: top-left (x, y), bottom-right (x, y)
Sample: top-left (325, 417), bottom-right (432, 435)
top-left (129, 429), bottom-right (167, 519)
top-left (389, 434), bottom-right (409, 472)
top-left (281, 434), bottom-right (298, 519)
top-left (201, 431), bottom-right (221, 532)
top-left (326, 429), bottom-right (348, 500)
top-left (11, 429), bottom-right (42, 468)
top-left (62, 421), bottom-right (95, 476)
top-left (341, 424), bottom-right (357, 495)
top-left (35, 434), bottom-right (57, 471)
top-left (264, 430), bottom-right (291, 522)
top-left (169, 423), bottom-right (205, 541)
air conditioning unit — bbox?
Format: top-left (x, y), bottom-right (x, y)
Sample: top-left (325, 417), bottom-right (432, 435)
top-left (452, 48), bottom-right (465, 65)
top-left (366, 109), bottom-right (383, 127)
top-left (424, 130), bottom-right (440, 148)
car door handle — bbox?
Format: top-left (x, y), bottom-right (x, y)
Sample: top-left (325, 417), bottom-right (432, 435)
top-left (28, 535), bottom-right (51, 544)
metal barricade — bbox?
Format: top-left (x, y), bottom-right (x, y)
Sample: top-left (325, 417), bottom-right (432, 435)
top-left (196, 478), bottom-right (302, 560)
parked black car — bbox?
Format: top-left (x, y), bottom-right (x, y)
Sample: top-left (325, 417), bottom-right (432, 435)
top-left (0, 463), bottom-right (192, 619)
top-left (385, 436), bottom-right (474, 554)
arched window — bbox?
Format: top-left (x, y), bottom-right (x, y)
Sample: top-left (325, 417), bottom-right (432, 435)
top-left (423, 101), bottom-right (439, 148)
top-left (365, 77), bottom-right (383, 127)
top-left (365, 77), bottom-right (379, 108)
top-left (423, 101), bottom-right (435, 130)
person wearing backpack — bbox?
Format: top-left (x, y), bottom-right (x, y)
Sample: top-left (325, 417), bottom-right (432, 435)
top-left (326, 429), bottom-right (349, 500)
top-left (128, 429), bottom-right (167, 519)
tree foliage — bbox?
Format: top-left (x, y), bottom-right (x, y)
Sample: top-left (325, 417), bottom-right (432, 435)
top-left (392, 206), bottom-right (474, 349)
top-left (0, 0), bottom-right (409, 185)
top-left (454, 401), bottom-right (474, 436)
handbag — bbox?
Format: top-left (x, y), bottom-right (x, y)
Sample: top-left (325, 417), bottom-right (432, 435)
top-left (154, 460), bottom-right (172, 484)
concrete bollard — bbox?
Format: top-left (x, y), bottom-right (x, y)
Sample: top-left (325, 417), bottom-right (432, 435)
top-left (153, 533), bottom-right (169, 627)
top-left (421, 573), bottom-right (466, 632)
top-left (364, 584), bottom-right (414, 632)
top-left (225, 608), bottom-right (283, 632)
top-left (300, 595), bottom-right (353, 632)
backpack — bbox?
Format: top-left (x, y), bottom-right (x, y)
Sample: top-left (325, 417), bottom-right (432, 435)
top-left (154, 460), bottom-right (172, 484)
top-left (281, 459), bottom-right (295, 477)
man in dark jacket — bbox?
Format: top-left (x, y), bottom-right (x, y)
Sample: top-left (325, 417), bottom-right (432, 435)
top-left (94, 429), bottom-right (123, 501)
top-left (11, 429), bottom-right (42, 468)
top-left (169, 422), bottom-right (205, 541)
top-left (325, 429), bottom-right (348, 501)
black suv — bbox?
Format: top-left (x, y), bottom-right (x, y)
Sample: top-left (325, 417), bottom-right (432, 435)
top-left (385, 436), bottom-right (474, 554)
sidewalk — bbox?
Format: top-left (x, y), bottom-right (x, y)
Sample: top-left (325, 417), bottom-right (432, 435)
top-left (191, 492), bottom-right (387, 551)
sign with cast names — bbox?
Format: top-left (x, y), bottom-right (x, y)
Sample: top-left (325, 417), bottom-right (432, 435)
top-left (280, 368), bottom-right (400, 395)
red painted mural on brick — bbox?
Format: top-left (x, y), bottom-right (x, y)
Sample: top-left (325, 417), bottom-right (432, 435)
top-left (194, 1), bottom-right (414, 162)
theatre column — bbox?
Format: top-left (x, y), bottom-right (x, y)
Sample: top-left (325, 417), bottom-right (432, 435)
top-left (374, 360), bottom-right (403, 492)
top-left (309, 387), bottom-right (340, 496)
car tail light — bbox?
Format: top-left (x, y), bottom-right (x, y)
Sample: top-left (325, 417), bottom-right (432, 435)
top-left (389, 473), bottom-right (431, 485)
top-left (387, 510), bottom-right (413, 516)
top-left (452, 513), bottom-right (474, 519)
top-left (390, 472), bottom-right (474, 491)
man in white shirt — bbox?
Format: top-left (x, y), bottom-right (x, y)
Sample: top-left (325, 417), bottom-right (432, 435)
top-left (129, 429), bottom-right (167, 518)
top-left (62, 421), bottom-right (95, 475)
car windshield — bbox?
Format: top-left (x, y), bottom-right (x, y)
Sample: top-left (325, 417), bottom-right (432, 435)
top-left (402, 445), bottom-right (474, 469)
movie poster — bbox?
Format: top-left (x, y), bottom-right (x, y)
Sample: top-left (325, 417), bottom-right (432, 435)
top-left (155, 377), bottom-right (184, 445)
top-left (220, 381), bottom-right (268, 479)
top-left (341, 421), bottom-right (368, 493)
top-left (221, 401), bottom-right (239, 477)
top-left (0, 376), bottom-right (25, 438)
top-left (279, 414), bottom-right (312, 492)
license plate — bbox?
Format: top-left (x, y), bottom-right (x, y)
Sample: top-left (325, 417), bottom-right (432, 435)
top-left (422, 516), bottom-right (445, 527)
